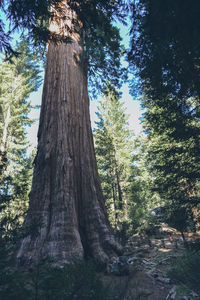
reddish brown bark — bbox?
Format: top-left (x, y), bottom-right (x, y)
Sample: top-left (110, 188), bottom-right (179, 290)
top-left (16, 1), bottom-right (122, 265)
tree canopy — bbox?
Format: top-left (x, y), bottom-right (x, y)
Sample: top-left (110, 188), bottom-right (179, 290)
top-left (129, 0), bottom-right (200, 99)
top-left (0, 0), bottom-right (127, 93)
top-left (128, 0), bottom-right (200, 234)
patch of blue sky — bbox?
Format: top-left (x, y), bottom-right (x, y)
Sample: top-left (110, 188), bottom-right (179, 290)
top-left (0, 10), bottom-right (144, 154)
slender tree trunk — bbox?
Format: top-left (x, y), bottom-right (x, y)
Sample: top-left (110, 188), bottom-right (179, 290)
top-left (16, 1), bottom-right (122, 266)
top-left (0, 106), bottom-right (10, 166)
top-left (181, 231), bottom-right (188, 249)
top-left (116, 172), bottom-right (123, 209)
top-left (111, 181), bottom-right (117, 230)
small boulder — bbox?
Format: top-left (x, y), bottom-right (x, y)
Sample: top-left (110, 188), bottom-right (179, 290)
top-left (127, 256), bottom-right (141, 264)
top-left (107, 256), bottom-right (130, 276)
top-left (142, 259), bottom-right (157, 266)
top-left (156, 276), bottom-right (171, 284)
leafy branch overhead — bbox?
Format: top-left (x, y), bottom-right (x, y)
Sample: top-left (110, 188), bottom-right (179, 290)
top-left (129, 0), bottom-right (200, 99)
top-left (1, 0), bottom-right (127, 92)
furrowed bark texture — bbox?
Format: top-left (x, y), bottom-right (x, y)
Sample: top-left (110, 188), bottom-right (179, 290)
top-left (16, 1), bottom-right (122, 265)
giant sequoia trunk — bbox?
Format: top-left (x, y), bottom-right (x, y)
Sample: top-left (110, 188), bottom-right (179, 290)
top-left (16, 1), bottom-right (122, 265)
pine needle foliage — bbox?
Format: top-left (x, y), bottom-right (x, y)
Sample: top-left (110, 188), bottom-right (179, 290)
top-left (94, 83), bottom-right (134, 235)
top-left (129, 0), bottom-right (200, 99)
top-left (0, 0), bottom-right (127, 93)
top-left (142, 95), bottom-right (200, 233)
top-left (0, 39), bottom-right (41, 238)
top-left (128, 0), bottom-right (200, 234)
top-left (128, 136), bottom-right (161, 234)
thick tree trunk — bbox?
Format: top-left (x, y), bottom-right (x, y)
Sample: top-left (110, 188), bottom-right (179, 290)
top-left (16, 1), bottom-right (122, 266)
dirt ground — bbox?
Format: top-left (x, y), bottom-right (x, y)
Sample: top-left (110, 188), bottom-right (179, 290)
top-left (103, 224), bottom-right (200, 300)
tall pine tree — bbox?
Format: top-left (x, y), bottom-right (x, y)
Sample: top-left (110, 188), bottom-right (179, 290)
top-left (0, 39), bottom-right (41, 238)
top-left (94, 84), bottom-right (134, 234)
top-left (142, 95), bottom-right (200, 236)
top-left (128, 0), bottom-right (200, 236)
top-left (128, 135), bottom-right (161, 234)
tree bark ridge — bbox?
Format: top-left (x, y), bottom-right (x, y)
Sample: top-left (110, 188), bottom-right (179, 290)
top-left (16, 36), bottom-right (122, 265)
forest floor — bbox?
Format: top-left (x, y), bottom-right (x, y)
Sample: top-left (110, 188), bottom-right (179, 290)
top-left (103, 224), bottom-right (200, 300)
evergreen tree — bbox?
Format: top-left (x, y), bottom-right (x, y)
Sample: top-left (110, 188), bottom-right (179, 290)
top-left (142, 96), bottom-right (200, 236)
top-left (0, 39), bottom-right (41, 238)
top-left (128, 0), bottom-right (200, 236)
top-left (128, 136), bottom-right (161, 234)
top-left (94, 84), bottom-right (134, 233)
top-left (129, 0), bottom-right (200, 100)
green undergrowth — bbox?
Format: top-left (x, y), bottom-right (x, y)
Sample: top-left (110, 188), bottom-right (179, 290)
top-left (154, 252), bottom-right (176, 264)
top-left (0, 260), bottom-right (112, 300)
top-left (167, 250), bottom-right (200, 289)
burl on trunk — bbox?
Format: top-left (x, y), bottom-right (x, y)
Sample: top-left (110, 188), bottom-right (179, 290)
top-left (16, 0), bottom-right (122, 265)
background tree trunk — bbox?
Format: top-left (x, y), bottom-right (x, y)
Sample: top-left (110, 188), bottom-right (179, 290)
top-left (16, 1), bottom-right (122, 266)
top-left (0, 106), bottom-right (10, 165)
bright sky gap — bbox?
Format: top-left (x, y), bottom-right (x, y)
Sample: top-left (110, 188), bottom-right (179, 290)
top-left (26, 21), bottom-right (144, 154)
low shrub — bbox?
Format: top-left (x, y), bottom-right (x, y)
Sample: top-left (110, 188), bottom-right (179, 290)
top-left (0, 260), bottom-right (111, 300)
top-left (188, 238), bottom-right (200, 251)
top-left (136, 214), bottom-right (160, 237)
top-left (167, 250), bottom-right (200, 288)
